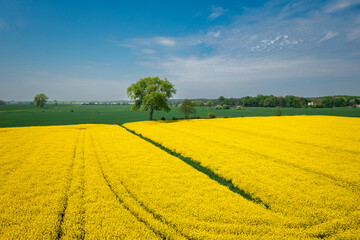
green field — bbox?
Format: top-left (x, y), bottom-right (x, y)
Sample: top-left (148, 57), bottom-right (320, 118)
top-left (0, 104), bottom-right (359, 128)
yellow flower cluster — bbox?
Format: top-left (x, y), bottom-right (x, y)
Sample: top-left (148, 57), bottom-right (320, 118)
top-left (0, 125), bottom-right (157, 239)
top-left (124, 116), bottom-right (360, 238)
top-left (1, 116), bottom-right (359, 239)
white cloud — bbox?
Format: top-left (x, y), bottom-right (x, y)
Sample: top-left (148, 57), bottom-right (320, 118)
top-left (207, 31), bottom-right (221, 38)
top-left (208, 6), bottom-right (226, 20)
top-left (106, 0), bottom-right (360, 98)
top-left (155, 37), bottom-right (176, 46)
top-left (250, 35), bottom-right (301, 51)
top-left (142, 49), bottom-right (156, 54)
top-left (151, 55), bottom-right (360, 85)
top-left (317, 31), bottom-right (338, 43)
top-left (324, 0), bottom-right (360, 13)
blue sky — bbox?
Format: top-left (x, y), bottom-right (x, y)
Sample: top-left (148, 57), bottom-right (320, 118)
top-left (0, 0), bottom-right (360, 101)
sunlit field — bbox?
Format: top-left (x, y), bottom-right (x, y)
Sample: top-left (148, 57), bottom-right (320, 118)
top-left (1, 116), bottom-right (359, 239)
top-left (125, 116), bottom-right (360, 238)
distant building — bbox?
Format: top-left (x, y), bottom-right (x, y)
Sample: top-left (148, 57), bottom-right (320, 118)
top-left (308, 98), bottom-right (320, 105)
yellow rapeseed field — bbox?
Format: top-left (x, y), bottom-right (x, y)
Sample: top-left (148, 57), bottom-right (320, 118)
top-left (125, 116), bottom-right (360, 238)
top-left (1, 116), bottom-right (359, 239)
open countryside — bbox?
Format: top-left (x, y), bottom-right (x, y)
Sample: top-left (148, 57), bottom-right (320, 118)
top-left (1, 103), bottom-right (360, 128)
top-left (1, 0), bottom-right (360, 239)
top-left (1, 116), bottom-right (359, 239)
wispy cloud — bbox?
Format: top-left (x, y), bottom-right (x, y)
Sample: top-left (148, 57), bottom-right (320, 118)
top-left (110, 36), bottom-right (176, 49)
top-left (106, 39), bottom-right (135, 48)
top-left (148, 55), bottom-right (359, 84)
top-left (207, 31), bottom-right (221, 38)
top-left (324, 0), bottom-right (360, 13)
top-left (208, 6), bottom-right (226, 20)
top-left (142, 49), bottom-right (156, 54)
top-left (107, 1), bottom-right (360, 97)
top-left (317, 31), bottom-right (338, 43)
top-left (250, 35), bottom-right (301, 51)
top-left (155, 37), bottom-right (176, 46)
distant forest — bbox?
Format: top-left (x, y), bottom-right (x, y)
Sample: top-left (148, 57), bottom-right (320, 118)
top-left (179, 95), bottom-right (360, 108)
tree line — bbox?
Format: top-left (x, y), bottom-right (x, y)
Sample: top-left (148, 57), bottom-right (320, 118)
top-left (186, 95), bottom-right (360, 108)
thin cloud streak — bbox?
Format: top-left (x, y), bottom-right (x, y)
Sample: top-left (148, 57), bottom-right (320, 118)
top-left (208, 6), bottom-right (226, 20)
top-left (324, 0), bottom-right (360, 13)
top-left (151, 55), bottom-right (360, 83)
top-left (142, 49), bottom-right (156, 54)
top-left (317, 31), bottom-right (338, 43)
top-left (132, 0), bottom-right (360, 98)
top-left (155, 37), bottom-right (176, 46)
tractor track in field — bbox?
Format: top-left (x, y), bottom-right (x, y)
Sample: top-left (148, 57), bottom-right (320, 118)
top-left (56, 130), bottom-right (83, 240)
top-left (131, 124), bottom-right (359, 192)
top-left (79, 131), bottom-right (86, 240)
top-left (89, 131), bottom-right (191, 240)
top-left (120, 125), bottom-right (270, 209)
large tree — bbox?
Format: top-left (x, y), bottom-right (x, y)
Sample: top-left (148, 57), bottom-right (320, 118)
top-left (33, 93), bottom-right (49, 108)
top-left (180, 99), bottom-right (196, 119)
top-left (127, 76), bottom-right (176, 120)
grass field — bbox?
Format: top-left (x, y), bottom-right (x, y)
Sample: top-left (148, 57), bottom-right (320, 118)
top-left (1, 104), bottom-right (360, 127)
top-left (1, 116), bottom-right (359, 239)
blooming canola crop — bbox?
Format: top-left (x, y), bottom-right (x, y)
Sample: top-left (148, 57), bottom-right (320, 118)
top-left (125, 116), bottom-right (360, 238)
top-left (1, 116), bottom-right (359, 239)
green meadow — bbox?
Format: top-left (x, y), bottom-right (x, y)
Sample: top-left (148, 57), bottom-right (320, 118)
top-left (1, 104), bottom-right (359, 128)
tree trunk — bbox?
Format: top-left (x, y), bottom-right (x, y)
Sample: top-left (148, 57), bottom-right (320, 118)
top-left (149, 108), bottom-right (154, 120)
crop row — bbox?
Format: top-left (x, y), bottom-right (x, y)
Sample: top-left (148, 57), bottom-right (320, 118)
top-left (87, 125), bottom-right (304, 239)
top-left (1, 118), bottom-right (359, 239)
top-left (0, 124), bottom-right (311, 239)
top-left (124, 116), bottom-right (360, 238)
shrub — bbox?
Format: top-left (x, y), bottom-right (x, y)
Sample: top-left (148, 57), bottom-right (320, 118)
top-left (275, 110), bottom-right (282, 116)
top-left (71, 109), bottom-right (74, 112)
top-left (161, 117), bottom-right (166, 120)
top-left (208, 112), bottom-right (216, 118)
top-left (172, 117), bottom-right (178, 120)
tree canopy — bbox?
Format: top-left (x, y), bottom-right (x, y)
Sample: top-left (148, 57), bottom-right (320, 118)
top-left (127, 76), bottom-right (176, 120)
top-left (180, 99), bottom-right (196, 119)
top-left (33, 93), bottom-right (49, 108)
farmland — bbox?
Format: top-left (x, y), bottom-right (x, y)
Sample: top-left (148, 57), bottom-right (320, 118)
top-left (0, 116), bottom-right (359, 239)
top-left (0, 104), bottom-right (360, 128)
top-left (125, 116), bottom-right (360, 238)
